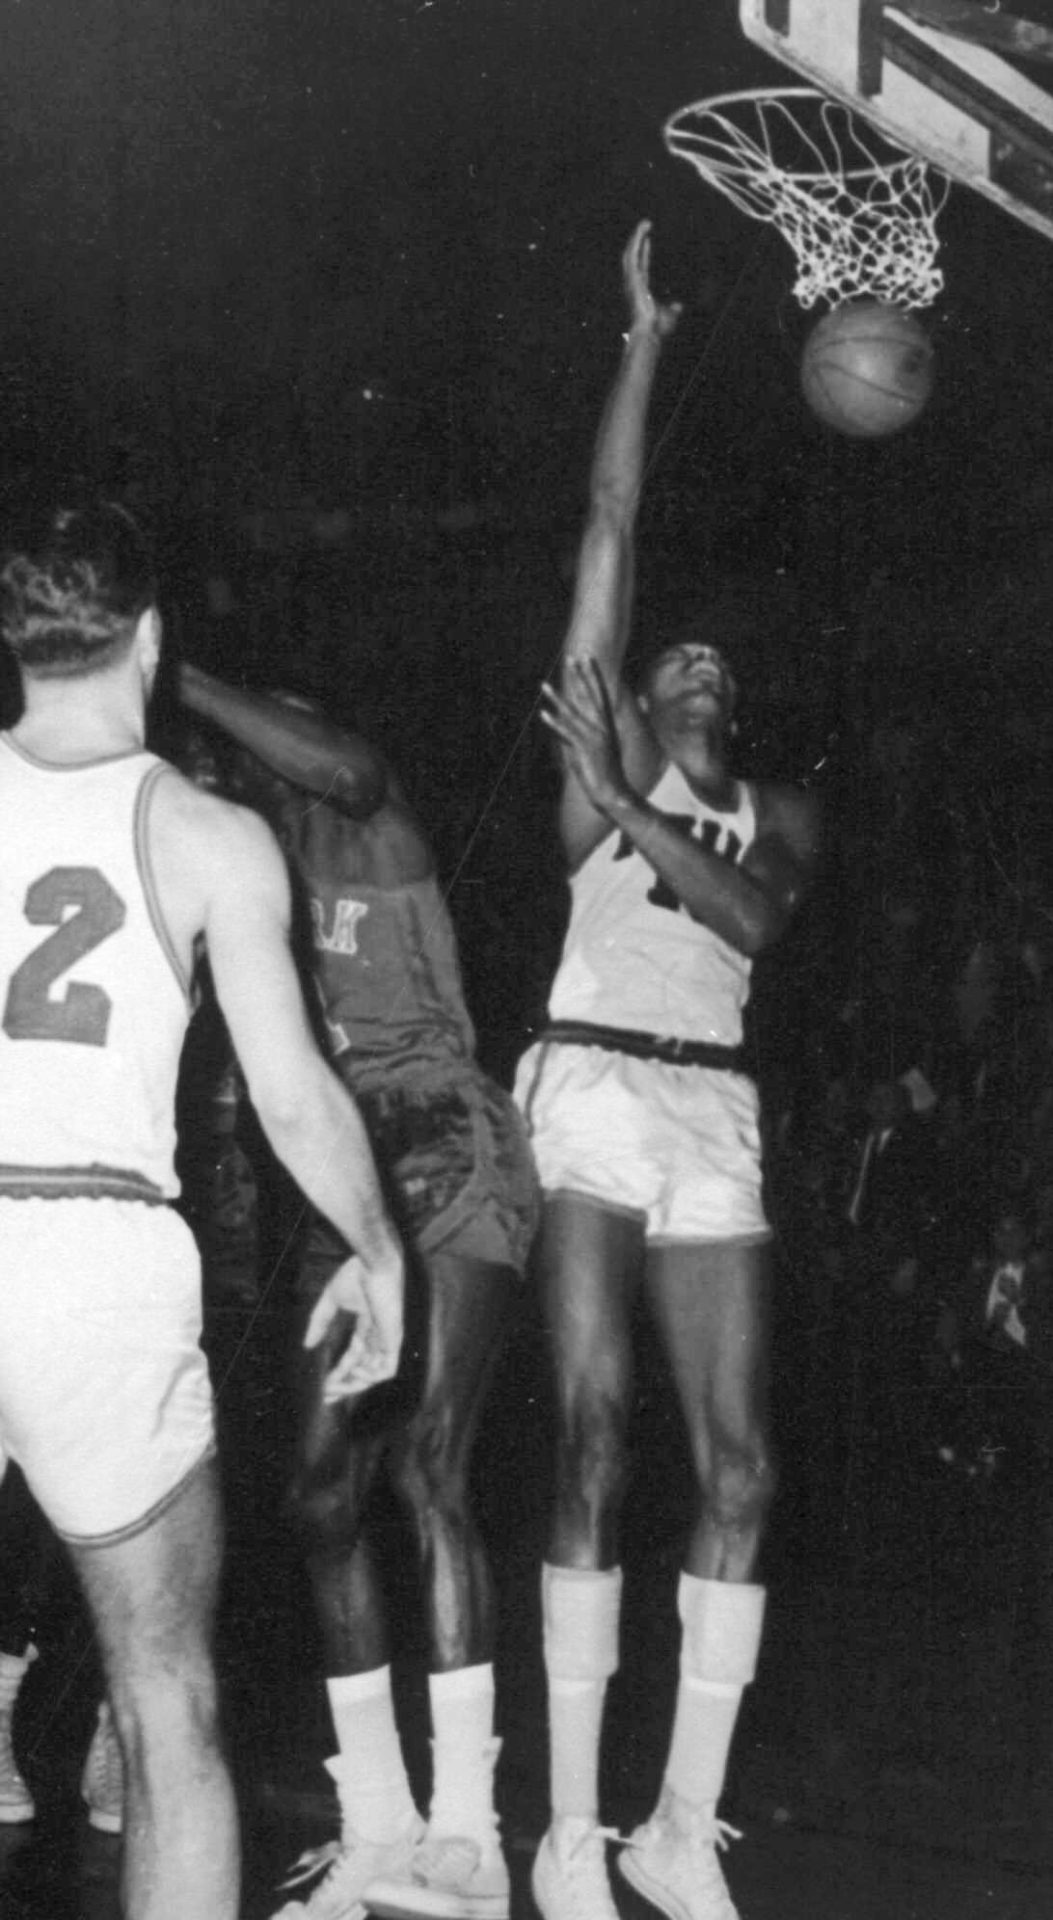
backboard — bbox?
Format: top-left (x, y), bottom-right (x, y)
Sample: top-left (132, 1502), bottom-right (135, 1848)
top-left (740, 0), bottom-right (1053, 243)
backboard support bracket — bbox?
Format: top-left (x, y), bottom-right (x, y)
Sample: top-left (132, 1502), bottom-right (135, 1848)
top-left (741, 0), bottom-right (1053, 241)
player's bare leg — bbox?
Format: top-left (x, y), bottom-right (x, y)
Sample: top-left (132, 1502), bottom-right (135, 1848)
top-left (616, 1243), bottom-right (774, 1920)
top-left (279, 1253), bottom-right (516, 1920)
top-left (275, 1312), bottom-right (416, 1920)
top-left (532, 1194), bottom-right (642, 1920)
top-left (367, 1251), bottom-right (517, 1920)
top-left (69, 1456), bottom-right (237, 1920)
top-left (646, 1242), bottom-right (774, 1580)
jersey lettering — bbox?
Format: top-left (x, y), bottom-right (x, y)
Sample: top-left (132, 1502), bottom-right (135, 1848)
top-left (613, 811), bottom-right (746, 916)
top-left (311, 895), bottom-right (370, 956)
top-left (3, 867), bottom-right (126, 1046)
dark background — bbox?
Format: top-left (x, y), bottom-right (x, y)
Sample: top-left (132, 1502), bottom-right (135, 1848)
top-left (3, 0), bottom-right (1053, 652)
top-left (3, 0), bottom-right (1053, 1061)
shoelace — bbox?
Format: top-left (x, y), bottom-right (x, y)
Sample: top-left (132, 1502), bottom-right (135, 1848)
top-left (569, 1825), bottom-right (624, 1858)
top-left (621, 1816), bottom-right (741, 1856)
top-left (278, 1841), bottom-right (346, 1893)
top-left (551, 1826), bottom-right (625, 1920)
top-left (697, 1818), bottom-right (742, 1854)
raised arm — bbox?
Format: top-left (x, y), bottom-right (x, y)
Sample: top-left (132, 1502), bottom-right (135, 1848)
top-left (179, 663), bottom-right (389, 820)
top-left (192, 796), bottom-right (404, 1393)
top-left (566, 223), bottom-right (680, 682)
top-left (559, 222), bottom-right (682, 862)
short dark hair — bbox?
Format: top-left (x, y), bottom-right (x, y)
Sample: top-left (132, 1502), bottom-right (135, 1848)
top-left (636, 602), bottom-right (746, 686)
top-left (0, 499), bottom-right (158, 680)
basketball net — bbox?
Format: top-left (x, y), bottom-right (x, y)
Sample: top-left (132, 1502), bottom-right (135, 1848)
top-left (663, 89), bottom-right (950, 310)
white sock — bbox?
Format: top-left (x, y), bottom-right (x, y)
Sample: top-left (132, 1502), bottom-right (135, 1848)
top-left (428, 1664), bottom-right (499, 1841)
top-left (542, 1564), bottom-right (622, 1824)
top-left (325, 1666), bottom-right (418, 1842)
top-left (663, 1576), bottom-right (765, 1812)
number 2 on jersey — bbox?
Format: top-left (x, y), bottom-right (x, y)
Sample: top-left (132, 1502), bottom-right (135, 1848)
top-left (3, 868), bottom-right (126, 1046)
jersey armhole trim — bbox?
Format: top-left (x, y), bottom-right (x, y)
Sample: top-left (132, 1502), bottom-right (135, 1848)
top-left (135, 763), bottom-right (193, 1006)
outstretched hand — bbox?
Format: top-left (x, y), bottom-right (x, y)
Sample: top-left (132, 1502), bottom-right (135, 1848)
top-left (623, 220), bottom-right (682, 340)
top-left (304, 1246), bottom-right (405, 1402)
top-left (541, 660), bottom-right (631, 816)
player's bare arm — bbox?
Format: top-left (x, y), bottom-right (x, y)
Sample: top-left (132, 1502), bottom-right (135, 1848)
top-left (180, 662), bottom-right (390, 820)
top-left (567, 222), bottom-right (681, 677)
top-left (544, 661), bottom-right (818, 951)
top-left (155, 774), bottom-right (405, 1391)
top-left (559, 222), bottom-right (683, 863)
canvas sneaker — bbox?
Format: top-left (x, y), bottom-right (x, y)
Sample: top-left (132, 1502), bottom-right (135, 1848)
top-left (366, 1828), bottom-right (510, 1920)
top-left (273, 1822), bottom-right (424, 1920)
top-left (531, 1819), bottom-right (622, 1920)
top-left (617, 1792), bottom-right (741, 1920)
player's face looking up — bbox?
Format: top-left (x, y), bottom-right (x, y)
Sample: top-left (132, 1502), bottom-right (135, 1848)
top-left (639, 642), bottom-right (737, 731)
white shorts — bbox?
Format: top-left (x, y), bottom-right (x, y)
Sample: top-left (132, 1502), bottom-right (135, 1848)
top-left (0, 1199), bottom-right (215, 1543)
top-left (514, 1041), bottom-right (770, 1245)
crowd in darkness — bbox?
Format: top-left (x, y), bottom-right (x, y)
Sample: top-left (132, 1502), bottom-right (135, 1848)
top-left (749, 575), bottom-right (1053, 1794)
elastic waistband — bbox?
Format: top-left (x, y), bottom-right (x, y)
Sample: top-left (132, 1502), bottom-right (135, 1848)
top-left (538, 1021), bottom-right (748, 1072)
top-left (0, 1164), bottom-right (168, 1205)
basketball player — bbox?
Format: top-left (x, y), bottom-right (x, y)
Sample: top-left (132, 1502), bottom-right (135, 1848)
top-left (0, 501), bottom-right (405, 1920)
top-left (514, 222), bottom-right (819, 1920)
top-left (177, 664), bottom-right (539, 1920)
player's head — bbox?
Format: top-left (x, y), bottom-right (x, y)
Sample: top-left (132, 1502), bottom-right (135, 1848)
top-left (0, 499), bottom-right (160, 686)
top-left (637, 620), bottom-right (739, 744)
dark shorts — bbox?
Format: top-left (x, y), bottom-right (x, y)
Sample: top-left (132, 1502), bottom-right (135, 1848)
top-left (297, 1068), bottom-right (540, 1299)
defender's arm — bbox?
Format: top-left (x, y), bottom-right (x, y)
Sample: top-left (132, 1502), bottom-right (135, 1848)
top-left (180, 663), bottom-right (389, 820)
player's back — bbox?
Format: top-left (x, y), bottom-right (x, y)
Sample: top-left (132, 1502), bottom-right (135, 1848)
top-left (0, 735), bottom-right (191, 1202)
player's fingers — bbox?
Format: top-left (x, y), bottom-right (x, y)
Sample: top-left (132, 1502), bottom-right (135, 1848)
top-left (541, 686), bottom-right (592, 737)
top-left (566, 660), bottom-right (608, 715)
top-left (303, 1289), bottom-right (338, 1351)
top-left (322, 1333), bottom-right (394, 1402)
top-left (320, 1328), bottom-right (369, 1400)
top-left (540, 679), bottom-right (575, 720)
top-left (539, 710), bottom-right (576, 748)
top-left (628, 217), bottom-right (651, 262)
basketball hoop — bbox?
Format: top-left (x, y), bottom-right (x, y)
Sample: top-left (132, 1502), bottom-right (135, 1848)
top-left (663, 88), bottom-right (950, 310)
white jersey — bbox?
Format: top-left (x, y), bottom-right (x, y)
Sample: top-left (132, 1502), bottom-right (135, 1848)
top-left (0, 737), bottom-right (191, 1201)
top-left (548, 763), bottom-right (758, 1046)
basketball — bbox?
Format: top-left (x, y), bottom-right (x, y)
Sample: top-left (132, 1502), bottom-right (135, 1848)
top-left (800, 300), bottom-right (934, 439)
